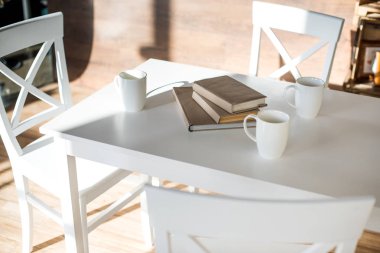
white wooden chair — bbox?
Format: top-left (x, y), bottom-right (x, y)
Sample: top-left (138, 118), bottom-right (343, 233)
top-left (145, 185), bottom-right (375, 253)
top-left (0, 13), bottom-right (147, 253)
top-left (249, 1), bottom-right (344, 83)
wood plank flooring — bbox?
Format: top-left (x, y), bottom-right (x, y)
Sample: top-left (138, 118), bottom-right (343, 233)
top-left (0, 85), bottom-right (379, 252)
top-left (48, 0), bottom-right (357, 90)
top-left (1, 0), bottom-right (380, 251)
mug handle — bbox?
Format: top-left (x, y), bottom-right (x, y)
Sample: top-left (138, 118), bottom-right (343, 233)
top-left (114, 76), bottom-right (121, 91)
top-left (283, 85), bottom-right (298, 109)
top-left (243, 114), bottom-right (258, 143)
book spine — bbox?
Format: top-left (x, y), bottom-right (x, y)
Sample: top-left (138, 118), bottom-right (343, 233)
top-left (192, 91), bottom-right (220, 123)
top-left (193, 83), bottom-right (233, 113)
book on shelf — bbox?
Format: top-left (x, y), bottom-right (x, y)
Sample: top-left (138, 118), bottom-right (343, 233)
top-left (193, 75), bottom-right (266, 113)
top-left (172, 87), bottom-right (256, 132)
top-left (192, 91), bottom-right (263, 124)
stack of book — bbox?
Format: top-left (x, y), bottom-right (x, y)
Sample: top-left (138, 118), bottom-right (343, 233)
top-left (172, 75), bottom-right (267, 131)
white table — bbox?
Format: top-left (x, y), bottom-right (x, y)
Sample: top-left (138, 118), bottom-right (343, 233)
top-left (41, 59), bottom-right (380, 253)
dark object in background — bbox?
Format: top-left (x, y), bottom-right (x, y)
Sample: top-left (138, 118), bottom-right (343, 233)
top-left (0, 0), bottom-right (48, 27)
top-left (0, 0), bottom-right (51, 109)
top-left (0, 0), bottom-right (23, 27)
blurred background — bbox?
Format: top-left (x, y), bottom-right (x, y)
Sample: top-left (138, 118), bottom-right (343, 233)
top-left (0, 0), bottom-right (377, 98)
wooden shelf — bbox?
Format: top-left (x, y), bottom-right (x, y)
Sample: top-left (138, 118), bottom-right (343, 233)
top-left (343, 80), bottom-right (380, 97)
top-left (354, 1), bottom-right (380, 26)
top-left (345, 1), bottom-right (380, 97)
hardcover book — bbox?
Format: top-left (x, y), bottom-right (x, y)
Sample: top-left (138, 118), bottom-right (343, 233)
top-left (172, 87), bottom-right (256, 132)
top-left (193, 75), bottom-right (266, 113)
top-left (192, 91), bottom-right (262, 124)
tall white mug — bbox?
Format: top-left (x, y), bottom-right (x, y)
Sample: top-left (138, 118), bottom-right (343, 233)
top-left (284, 77), bottom-right (325, 119)
top-left (243, 110), bottom-right (289, 159)
top-left (114, 70), bottom-right (147, 112)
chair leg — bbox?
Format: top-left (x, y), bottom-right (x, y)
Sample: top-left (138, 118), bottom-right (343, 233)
top-left (140, 190), bottom-right (154, 248)
top-left (154, 231), bottom-right (170, 253)
top-left (79, 199), bottom-right (89, 253)
top-left (13, 174), bottom-right (33, 253)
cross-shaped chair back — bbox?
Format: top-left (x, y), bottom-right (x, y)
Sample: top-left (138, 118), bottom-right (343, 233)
top-left (146, 185), bottom-right (374, 253)
top-left (0, 12), bottom-right (71, 158)
top-left (249, 1), bottom-right (344, 83)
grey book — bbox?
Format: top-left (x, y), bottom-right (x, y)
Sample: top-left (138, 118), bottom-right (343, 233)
top-left (172, 87), bottom-right (256, 132)
top-left (193, 75), bottom-right (266, 113)
top-left (192, 91), bottom-right (263, 124)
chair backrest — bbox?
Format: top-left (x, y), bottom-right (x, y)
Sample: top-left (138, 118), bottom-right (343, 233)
top-left (249, 1), bottom-right (344, 83)
top-left (145, 185), bottom-right (375, 253)
top-left (0, 12), bottom-right (71, 158)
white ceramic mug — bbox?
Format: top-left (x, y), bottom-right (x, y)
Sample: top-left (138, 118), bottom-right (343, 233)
top-left (114, 70), bottom-right (147, 112)
top-left (243, 110), bottom-right (289, 159)
top-left (284, 77), bottom-right (325, 119)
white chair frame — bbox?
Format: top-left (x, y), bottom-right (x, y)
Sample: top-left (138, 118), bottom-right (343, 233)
top-left (249, 1), bottom-right (344, 83)
top-left (145, 185), bottom-right (375, 253)
top-left (0, 13), bottom-right (146, 253)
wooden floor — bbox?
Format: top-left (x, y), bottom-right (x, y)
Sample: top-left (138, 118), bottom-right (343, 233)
top-left (48, 0), bottom-right (357, 90)
top-left (1, 1), bottom-right (380, 251)
top-left (0, 85), bottom-right (379, 252)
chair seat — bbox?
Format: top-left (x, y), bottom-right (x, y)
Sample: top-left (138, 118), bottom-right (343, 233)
top-left (16, 138), bottom-right (130, 197)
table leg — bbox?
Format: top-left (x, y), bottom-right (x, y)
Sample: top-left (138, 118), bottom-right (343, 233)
top-left (57, 140), bottom-right (85, 253)
top-left (140, 175), bottom-right (155, 248)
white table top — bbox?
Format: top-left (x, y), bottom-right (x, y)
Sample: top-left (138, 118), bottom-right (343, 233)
top-left (41, 59), bottom-right (380, 232)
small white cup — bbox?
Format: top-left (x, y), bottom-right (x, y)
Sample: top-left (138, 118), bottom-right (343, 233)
top-left (114, 70), bottom-right (147, 112)
top-left (243, 110), bottom-right (289, 160)
top-left (284, 77), bottom-right (325, 119)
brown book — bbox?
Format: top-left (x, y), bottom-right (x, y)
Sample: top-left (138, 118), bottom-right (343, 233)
top-left (193, 75), bottom-right (266, 113)
top-left (192, 91), bottom-right (262, 124)
top-left (172, 87), bottom-right (256, 132)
